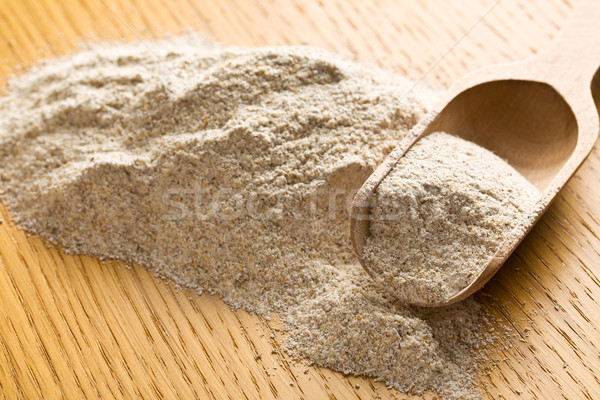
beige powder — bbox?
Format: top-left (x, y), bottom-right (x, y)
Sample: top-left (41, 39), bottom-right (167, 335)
top-left (363, 132), bottom-right (540, 304)
top-left (0, 35), bottom-right (498, 399)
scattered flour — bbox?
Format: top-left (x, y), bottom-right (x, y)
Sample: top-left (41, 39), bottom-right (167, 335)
top-left (0, 35), bottom-right (498, 399)
top-left (363, 132), bottom-right (540, 304)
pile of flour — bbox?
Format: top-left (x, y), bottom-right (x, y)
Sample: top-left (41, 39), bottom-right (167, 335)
top-left (0, 35), bottom-right (496, 399)
top-left (363, 132), bottom-right (540, 304)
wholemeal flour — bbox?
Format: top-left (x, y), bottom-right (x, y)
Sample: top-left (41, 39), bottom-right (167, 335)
top-left (363, 132), bottom-right (540, 304)
top-left (0, 35), bottom-right (498, 399)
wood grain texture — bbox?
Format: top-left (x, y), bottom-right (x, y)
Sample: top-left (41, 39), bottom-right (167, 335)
top-left (0, 0), bottom-right (598, 399)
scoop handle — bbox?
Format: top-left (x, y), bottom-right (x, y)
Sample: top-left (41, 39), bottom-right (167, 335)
top-left (525, 0), bottom-right (600, 137)
top-left (534, 0), bottom-right (600, 86)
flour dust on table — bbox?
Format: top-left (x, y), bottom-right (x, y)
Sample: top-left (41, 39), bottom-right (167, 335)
top-left (0, 34), bottom-right (502, 399)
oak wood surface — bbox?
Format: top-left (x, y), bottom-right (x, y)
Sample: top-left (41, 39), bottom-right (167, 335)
top-left (1, 0), bottom-right (599, 399)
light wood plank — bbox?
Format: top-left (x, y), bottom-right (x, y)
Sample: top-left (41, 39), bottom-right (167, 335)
top-left (1, 0), bottom-right (599, 399)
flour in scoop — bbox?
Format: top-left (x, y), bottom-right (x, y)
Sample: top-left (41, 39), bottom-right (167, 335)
top-left (363, 132), bottom-right (541, 304)
top-left (0, 35), bottom-right (501, 399)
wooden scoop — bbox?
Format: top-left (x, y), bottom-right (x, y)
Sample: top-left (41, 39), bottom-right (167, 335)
top-left (350, 0), bottom-right (600, 307)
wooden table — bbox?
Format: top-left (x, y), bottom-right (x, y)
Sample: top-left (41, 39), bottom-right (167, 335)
top-left (1, 0), bottom-right (598, 398)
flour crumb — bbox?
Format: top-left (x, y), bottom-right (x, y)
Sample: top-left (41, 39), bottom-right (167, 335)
top-left (363, 132), bottom-right (540, 304)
